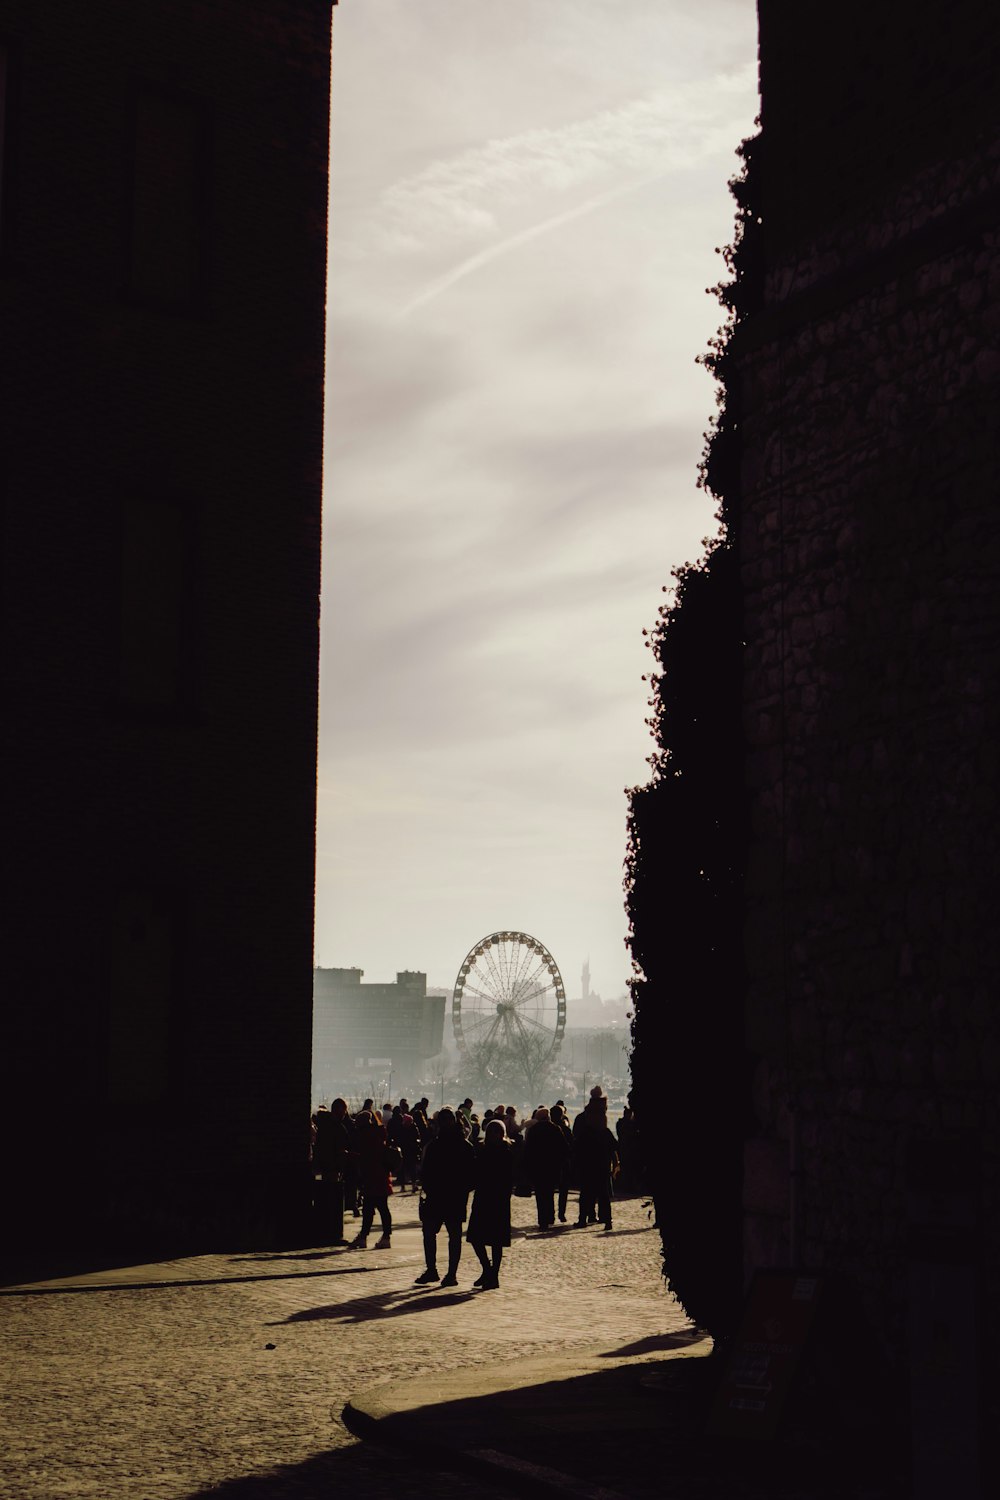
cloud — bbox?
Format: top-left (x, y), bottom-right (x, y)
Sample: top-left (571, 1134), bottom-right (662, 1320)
top-left (352, 66), bottom-right (756, 265)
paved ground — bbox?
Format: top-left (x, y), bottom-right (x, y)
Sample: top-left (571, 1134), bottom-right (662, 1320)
top-left (1, 1192), bottom-right (689, 1500)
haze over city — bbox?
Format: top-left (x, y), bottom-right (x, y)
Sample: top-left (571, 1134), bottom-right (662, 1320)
top-left (314, 0), bottom-right (759, 998)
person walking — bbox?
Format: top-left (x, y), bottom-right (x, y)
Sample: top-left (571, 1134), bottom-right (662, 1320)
top-left (415, 1107), bottom-right (476, 1286)
top-left (350, 1110), bottom-right (393, 1249)
top-left (466, 1118), bottom-right (513, 1288)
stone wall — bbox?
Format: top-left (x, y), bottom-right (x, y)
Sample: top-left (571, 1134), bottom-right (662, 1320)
top-left (739, 2), bottom-right (1000, 1469)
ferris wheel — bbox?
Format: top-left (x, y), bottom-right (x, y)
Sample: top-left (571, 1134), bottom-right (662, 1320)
top-left (452, 931), bottom-right (567, 1083)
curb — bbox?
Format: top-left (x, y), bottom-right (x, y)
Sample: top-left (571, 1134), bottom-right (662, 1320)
top-left (341, 1394), bottom-right (632, 1500)
top-left (342, 1337), bottom-right (714, 1500)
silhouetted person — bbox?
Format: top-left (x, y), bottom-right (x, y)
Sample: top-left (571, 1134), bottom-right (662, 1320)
top-left (412, 1097), bottom-right (430, 1145)
top-left (523, 1105), bottom-right (569, 1229)
top-left (467, 1118), bottom-right (513, 1288)
top-left (550, 1103), bottom-right (574, 1222)
top-left (573, 1087), bottom-right (619, 1229)
top-left (349, 1110), bottom-right (393, 1249)
top-left (399, 1111), bottom-right (420, 1191)
top-left (415, 1107), bottom-right (475, 1286)
top-left (311, 1097), bottom-right (351, 1246)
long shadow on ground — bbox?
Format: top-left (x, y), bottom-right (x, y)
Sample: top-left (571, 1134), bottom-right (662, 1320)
top-left (270, 1286), bottom-right (476, 1325)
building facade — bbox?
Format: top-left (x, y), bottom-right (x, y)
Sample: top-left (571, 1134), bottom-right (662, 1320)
top-left (737, 2), bottom-right (1000, 1485)
top-left (1, 0), bottom-right (334, 1250)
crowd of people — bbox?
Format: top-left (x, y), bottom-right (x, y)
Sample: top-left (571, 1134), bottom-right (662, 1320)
top-left (310, 1087), bottom-right (640, 1290)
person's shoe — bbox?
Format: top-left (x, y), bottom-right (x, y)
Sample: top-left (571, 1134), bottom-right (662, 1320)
top-left (602, 1221), bottom-right (613, 1232)
top-left (352, 1209), bottom-right (361, 1218)
top-left (472, 1271), bottom-right (487, 1288)
top-left (482, 1272), bottom-right (499, 1289)
top-left (330, 1238), bottom-right (350, 1247)
top-left (373, 1234), bottom-right (391, 1249)
top-left (349, 1234), bottom-right (368, 1248)
top-left (414, 1269), bottom-right (440, 1284)
top-left (558, 1214), bottom-right (567, 1223)
top-left (439, 1273), bottom-right (459, 1287)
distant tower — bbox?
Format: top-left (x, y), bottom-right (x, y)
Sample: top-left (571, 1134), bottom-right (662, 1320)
top-left (582, 959), bottom-right (591, 1002)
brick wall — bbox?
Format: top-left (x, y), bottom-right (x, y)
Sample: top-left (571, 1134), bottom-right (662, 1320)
top-left (737, 1), bottom-right (1000, 1468)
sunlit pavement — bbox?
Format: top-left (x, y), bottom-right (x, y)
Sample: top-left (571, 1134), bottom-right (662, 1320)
top-left (1, 1192), bottom-right (696, 1500)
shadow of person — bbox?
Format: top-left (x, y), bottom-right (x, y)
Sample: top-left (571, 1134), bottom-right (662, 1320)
top-left (269, 1286), bottom-right (476, 1325)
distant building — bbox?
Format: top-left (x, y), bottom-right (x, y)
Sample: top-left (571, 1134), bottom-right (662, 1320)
top-left (312, 969), bottom-right (446, 1101)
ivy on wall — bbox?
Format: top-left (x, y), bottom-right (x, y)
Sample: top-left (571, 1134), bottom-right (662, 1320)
top-left (624, 134), bottom-right (761, 1340)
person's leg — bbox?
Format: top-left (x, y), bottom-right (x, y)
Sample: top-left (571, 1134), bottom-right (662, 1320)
top-left (470, 1239), bottom-right (490, 1285)
top-left (557, 1173), bottom-right (568, 1222)
top-left (484, 1244), bottom-right (502, 1287)
top-left (353, 1195), bottom-right (375, 1245)
top-left (416, 1219), bottom-right (440, 1281)
top-left (440, 1218), bottom-right (463, 1284)
top-left (533, 1187), bottom-right (546, 1229)
top-left (374, 1197), bottom-right (391, 1245)
top-left (599, 1176), bottom-right (613, 1228)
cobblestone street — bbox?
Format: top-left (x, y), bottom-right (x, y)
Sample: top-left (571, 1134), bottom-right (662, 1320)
top-left (2, 1194), bottom-right (689, 1500)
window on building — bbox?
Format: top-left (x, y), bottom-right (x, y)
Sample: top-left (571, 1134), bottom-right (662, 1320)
top-left (127, 88), bottom-right (210, 309)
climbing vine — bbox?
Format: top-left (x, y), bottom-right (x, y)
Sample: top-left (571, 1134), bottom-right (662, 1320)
top-left (624, 133), bottom-right (761, 1341)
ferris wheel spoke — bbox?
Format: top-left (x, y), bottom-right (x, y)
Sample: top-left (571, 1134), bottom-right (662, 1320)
top-left (493, 944), bottom-right (514, 1002)
top-left (511, 953), bottom-right (551, 1000)
top-left (473, 960), bottom-right (507, 998)
top-left (481, 946), bottom-right (507, 1002)
top-left (463, 980), bottom-right (502, 1006)
top-left (460, 1007), bottom-right (502, 1035)
top-left (515, 1010), bottom-right (556, 1034)
top-left (471, 1014), bottom-right (504, 1052)
top-left (511, 957), bottom-right (551, 1004)
top-left (509, 1009), bottom-right (548, 1060)
top-left (509, 940), bottom-right (537, 998)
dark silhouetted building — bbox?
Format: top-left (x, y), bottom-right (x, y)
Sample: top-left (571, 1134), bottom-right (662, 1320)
top-left (1, 0), bottom-right (334, 1251)
top-left (312, 968), bottom-right (446, 1101)
top-left (736, 2), bottom-right (1000, 1486)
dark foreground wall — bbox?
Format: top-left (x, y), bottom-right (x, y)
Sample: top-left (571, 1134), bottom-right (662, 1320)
top-left (738, 0), bottom-right (1000, 1478)
top-left (0, 1), bottom-right (332, 1250)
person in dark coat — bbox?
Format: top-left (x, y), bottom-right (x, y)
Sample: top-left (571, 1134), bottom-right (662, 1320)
top-left (412, 1097), bottom-right (430, 1145)
top-left (311, 1097), bottom-right (351, 1246)
top-left (550, 1103), bottom-right (574, 1222)
top-left (398, 1112), bottom-right (420, 1191)
top-left (416, 1107), bottom-right (476, 1286)
top-left (573, 1088), bottom-right (619, 1229)
top-left (523, 1106), bottom-right (570, 1229)
top-left (349, 1110), bottom-right (393, 1248)
top-left (466, 1118), bottom-right (513, 1287)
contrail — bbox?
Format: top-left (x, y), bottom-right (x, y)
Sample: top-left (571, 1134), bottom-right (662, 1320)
top-left (396, 171), bottom-right (669, 320)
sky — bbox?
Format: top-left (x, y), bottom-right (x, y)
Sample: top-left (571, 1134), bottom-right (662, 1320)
top-left (315, 0), bottom-right (759, 1000)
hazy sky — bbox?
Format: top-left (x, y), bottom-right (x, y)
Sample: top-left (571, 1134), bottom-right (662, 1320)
top-left (316, 1), bottom-right (759, 998)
